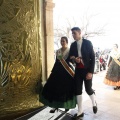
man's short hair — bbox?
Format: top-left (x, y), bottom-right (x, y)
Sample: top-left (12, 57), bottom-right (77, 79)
top-left (71, 27), bottom-right (81, 31)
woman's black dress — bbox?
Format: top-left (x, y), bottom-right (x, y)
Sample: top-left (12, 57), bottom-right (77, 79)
top-left (40, 48), bottom-right (76, 109)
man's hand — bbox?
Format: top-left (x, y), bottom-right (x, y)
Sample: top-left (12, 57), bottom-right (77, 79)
top-left (86, 73), bottom-right (93, 80)
top-left (75, 57), bottom-right (81, 63)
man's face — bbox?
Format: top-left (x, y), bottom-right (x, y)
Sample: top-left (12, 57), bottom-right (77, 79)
top-left (72, 30), bottom-right (81, 40)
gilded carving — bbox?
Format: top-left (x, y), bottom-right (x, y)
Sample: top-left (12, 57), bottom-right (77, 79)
top-left (0, 0), bottom-right (42, 118)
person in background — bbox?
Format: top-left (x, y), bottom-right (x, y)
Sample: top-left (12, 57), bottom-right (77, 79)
top-left (104, 44), bottom-right (120, 90)
top-left (94, 51), bottom-right (100, 73)
top-left (99, 55), bottom-right (106, 71)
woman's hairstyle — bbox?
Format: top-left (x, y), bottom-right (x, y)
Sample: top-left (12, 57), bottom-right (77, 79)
top-left (61, 36), bottom-right (68, 43)
top-left (114, 44), bottom-right (118, 48)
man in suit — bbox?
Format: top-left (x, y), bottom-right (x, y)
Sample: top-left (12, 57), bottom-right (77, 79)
top-left (69, 27), bottom-right (97, 119)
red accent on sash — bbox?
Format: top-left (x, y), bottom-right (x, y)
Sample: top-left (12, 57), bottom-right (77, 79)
top-left (76, 62), bottom-right (84, 68)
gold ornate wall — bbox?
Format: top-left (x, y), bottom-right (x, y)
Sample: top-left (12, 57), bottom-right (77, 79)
top-left (0, 0), bottom-right (42, 118)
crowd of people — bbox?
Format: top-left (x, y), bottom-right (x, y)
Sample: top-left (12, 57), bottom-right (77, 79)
top-left (94, 48), bottom-right (110, 73)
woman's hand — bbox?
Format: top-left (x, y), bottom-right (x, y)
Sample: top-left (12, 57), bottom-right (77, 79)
top-left (70, 56), bottom-right (75, 60)
top-left (70, 56), bottom-right (81, 63)
top-left (86, 73), bottom-right (93, 80)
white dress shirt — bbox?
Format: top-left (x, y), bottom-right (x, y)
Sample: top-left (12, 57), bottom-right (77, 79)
top-left (76, 38), bottom-right (83, 57)
top-left (76, 38), bottom-right (84, 64)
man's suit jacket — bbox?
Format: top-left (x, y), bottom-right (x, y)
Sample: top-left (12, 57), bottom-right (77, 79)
top-left (69, 39), bottom-right (95, 73)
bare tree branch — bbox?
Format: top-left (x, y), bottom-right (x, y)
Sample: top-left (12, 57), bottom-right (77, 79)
top-left (54, 13), bottom-right (107, 47)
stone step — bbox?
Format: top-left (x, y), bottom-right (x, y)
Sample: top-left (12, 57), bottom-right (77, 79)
top-left (15, 107), bottom-right (74, 120)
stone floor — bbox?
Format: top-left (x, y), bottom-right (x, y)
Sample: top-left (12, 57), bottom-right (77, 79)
top-left (80, 70), bottom-right (120, 120)
top-left (18, 70), bottom-right (120, 120)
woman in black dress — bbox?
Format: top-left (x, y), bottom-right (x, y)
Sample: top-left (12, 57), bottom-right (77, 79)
top-left (40, 37), bottom-right (76, 113)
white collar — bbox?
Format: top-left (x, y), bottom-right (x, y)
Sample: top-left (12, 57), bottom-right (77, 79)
top-left (76, 38), bottom-right (83, 43)
top-left (56, 47), bottom-right (69, 60)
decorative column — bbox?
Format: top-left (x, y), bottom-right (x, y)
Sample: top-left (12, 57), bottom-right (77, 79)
top-left (44, 0), bottom-right (55, 78)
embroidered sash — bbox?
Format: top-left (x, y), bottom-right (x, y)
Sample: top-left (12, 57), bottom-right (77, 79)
top-left (112, 57), bottom-right (120, 66)
top-left (59, 58), bottom-right (75, 77)
top-left (110, 50), bottom-right (120, 66)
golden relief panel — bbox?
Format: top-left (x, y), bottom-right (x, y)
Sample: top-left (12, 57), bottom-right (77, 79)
top-left (0, 0), bottom-right (42, 118)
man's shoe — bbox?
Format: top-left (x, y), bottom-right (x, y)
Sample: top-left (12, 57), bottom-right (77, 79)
top-left (93, 102), bottom-right (98, 114)
top-left (73, 113), bottom-right (84, 119)
top-left (114, 86), bottom-right (120, 90)
top-left (49, 108), bottom-right (58, 113)
top-left (65, 109), bottom-right (69, 112)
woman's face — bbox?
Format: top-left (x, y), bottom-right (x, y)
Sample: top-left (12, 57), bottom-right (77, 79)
top-left (61, 38), bottom-right (68, 47)
top-left (113, 44), bottom-right (118, 51)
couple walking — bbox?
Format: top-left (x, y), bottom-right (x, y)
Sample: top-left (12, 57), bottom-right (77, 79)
top-left (40, 27), bottom-right (97, 120)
